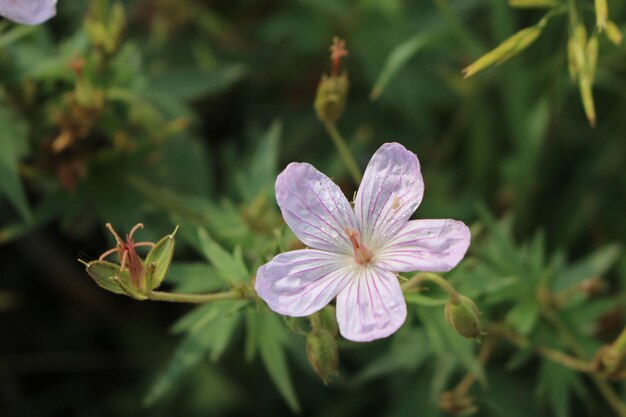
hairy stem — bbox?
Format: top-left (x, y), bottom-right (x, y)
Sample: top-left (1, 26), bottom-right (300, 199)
top-left (454, 335), bottom-right (496, 395)
top-left (146, 289), bottom-right (243, 304)
top-left (491, 323), bottom-right (595, 373)
top-left (542, 307), bottom-right (626, 417)
top-left (323, 122), bottom-right (362, 184)
top-left (401, 272), bottom-right (461, 303)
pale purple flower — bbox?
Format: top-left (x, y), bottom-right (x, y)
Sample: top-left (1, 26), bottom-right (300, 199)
top-left (0, 0), bottom-right (57, 25)
top-left (255, 143), bottom-right (470, 342)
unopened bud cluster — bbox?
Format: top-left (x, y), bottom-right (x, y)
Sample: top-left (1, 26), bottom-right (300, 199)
top-left (306, 306), bottom-right (339, 384)
top-left (314, 37), bottom-right (350, 125)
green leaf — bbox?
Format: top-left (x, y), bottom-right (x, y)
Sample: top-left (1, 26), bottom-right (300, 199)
top-left (253, 309), bottom-right (300, 412)
top-left (145, 301), bottom-right (244, 405)
top-left (171, 303), bottom-right (222, 334)
top-left (144, 226), bottom-right (178, 290)
top-left (244, 308), bottom-right (258, 362)
top-left (536, 360), bottom-right (586, 417)
top-left (197, 228), bottom-right (249, 284)
top-left (0, 109), bottom-right (31, 222)
top-left (83, 260), bottom-right (125, 295)
top-left (147, 64), bottom-right (247, 101)
top-left (506, 299), bottom-right (540, 335)
top-left (237, 120), bottom-right (282, 201)
top-left (418, 307), bottom-right (485, 385)
top-left (353, 328), bottom-right (431, 384)
top-left (370, 32), bottom-right (434, 100)
top-left (552, 244), bottom-right (621, 292)
top-left (166, 263), bottom-right (224, 293)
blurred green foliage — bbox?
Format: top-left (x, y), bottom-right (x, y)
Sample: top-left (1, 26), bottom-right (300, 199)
top-left (1, 0), bottom-right (626, 416)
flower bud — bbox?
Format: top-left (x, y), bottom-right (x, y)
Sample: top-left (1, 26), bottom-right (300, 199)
top-left (314, 73), bottom-right (349, 125)
top-left (444, 296), bottom-right (481, 339)
top-left (606, 21), bottom-right (623, 46)
top-left (593, 345), bottom-right (626, 379)
top-left (314, 37), bottom-right (350, 125)
top-left (306, 328), bottom-right (339, 384)
top-left (439, 390), bottom-right (478, 416)
top-left (567, 38), bottom-right (578, 81)
top-left (586, 35), bottom-right (598, 82)
top-left (595, 0), bottom-right (608, 32)
top-left (579, 77), bottom-right (596, 127)
top-left (463, 26), bottom-right (542, 78)
top-left (85, 0), bottom-right (126, 55)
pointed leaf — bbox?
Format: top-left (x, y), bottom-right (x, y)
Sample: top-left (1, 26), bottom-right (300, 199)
top-left (256, 311), bottom-right (300, 412)
top-left (144, 226), bottom-right (178, 290)
top-left (84, 260), bottom-right (125, 295)
top-left (145, 301), bottom-right (244, 405)
top-left (552, 244), bottom-right (621, 292)
top-left (370, 32), bottom-right (434, 100)
top-left (197, 228), bottom-right (248, 284)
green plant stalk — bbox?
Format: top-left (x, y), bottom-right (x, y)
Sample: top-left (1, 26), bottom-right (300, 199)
top-left (543, 308), bottom-right (626, 417)
top-left (401, 272), bottom-right (461, 303)
top-left (323, 122), bottom-right (362, 184)
top-left (146, 289), bottom-right (243, 303)
top-left (567, 0), bottom-right (579, 30)
top-left (454, 335), bottom-right (496, 394)
top-left (491, 323), bottom-right (595, 372)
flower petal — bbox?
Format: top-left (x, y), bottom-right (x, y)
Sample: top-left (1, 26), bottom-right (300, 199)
top-left (376, 219), bottom-right (470, 272)
top-left (276, 162), bottom-right (357, 253)
top-left (0, 0), bottom-right (57, 25)
top-left (355, 142), bottom-right (424, 248)
top-left (336, 267), bottom-right (407, 342)
top-left (255, 249), bottom-right (355, 317)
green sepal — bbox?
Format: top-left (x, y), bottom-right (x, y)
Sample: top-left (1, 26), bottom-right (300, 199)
top-left (306, 328), bottom-right (339, 384)
top-left (114, 275), bottom-right (148, 300)
top-left (144, 226), bottom-right (178, 290)
top-left (82, 260), bottom-right (126, 295)
top-left (317, 305), bottom-right (339, 338)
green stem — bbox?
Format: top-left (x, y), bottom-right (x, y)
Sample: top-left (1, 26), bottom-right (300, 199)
top-left (146, 289), bottom-right (242, 304)
top-left (323, 122), bottom-right (362, 184)
top-left (567, 0), bottom-right (579, 30)
top-left (491, 323), bottom-right (595, 372)
top-left (401, 272), bottom-right (461, 303)
top-left (543, 308), bottom-right (626, 417)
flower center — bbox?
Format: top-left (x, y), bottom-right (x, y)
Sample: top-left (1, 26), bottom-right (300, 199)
top-left (346, 229), bottom-right (373, 265)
